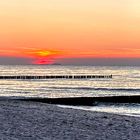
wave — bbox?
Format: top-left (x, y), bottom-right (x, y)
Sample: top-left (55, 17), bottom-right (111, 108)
top-left (48, 87), bottom-right (140, 92)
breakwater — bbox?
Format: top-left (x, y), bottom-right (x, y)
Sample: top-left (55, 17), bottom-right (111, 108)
top-left (0, 75), bottom-right (112, 79)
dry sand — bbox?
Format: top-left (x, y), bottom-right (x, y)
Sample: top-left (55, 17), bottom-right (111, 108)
top-left (0, 100), bottom-right (140, 140)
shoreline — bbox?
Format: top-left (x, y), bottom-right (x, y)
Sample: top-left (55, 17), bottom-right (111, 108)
top-left (0, 100), bottom-right (140, 139)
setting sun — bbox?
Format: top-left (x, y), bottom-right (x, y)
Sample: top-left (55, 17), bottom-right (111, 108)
top-left (25, 49), bottom-right (62, 58)
top-left (27, 50), bottom-right (62, 65)
top-left (36, 51), bottom-right (53, 57)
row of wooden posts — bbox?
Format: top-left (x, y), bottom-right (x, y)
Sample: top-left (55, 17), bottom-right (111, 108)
top-left (0, 75), bottom-right (112, 79)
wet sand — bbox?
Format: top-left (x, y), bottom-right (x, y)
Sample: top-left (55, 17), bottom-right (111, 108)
top-left (0, 100), bottom-right (140, 140)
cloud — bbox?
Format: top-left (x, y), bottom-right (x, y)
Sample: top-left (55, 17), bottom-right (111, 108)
top-left (56, 58), bottom-right (140, 66)
top-left (0, 56), bottom-right (140, 66)
top-left (0, 56), bottom-right (56, 65)
top-left (0, 56), bottom-right (35, 65)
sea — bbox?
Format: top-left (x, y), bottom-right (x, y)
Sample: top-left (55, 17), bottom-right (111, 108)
top-left (0, 65), bottom-right (140, 117)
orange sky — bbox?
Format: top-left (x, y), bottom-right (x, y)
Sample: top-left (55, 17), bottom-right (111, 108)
top-left (0, 0), bottom-right (140, 64)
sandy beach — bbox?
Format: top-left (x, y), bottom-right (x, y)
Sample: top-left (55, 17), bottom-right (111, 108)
top-left (0, 100), bottom-right (140, 140)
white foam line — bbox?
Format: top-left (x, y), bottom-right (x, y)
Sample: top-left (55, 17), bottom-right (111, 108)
top-left (58, 105), bottom-right (140, 117)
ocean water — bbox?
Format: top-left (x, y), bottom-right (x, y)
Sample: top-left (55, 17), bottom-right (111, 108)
top-left (0, 65), bottom-right (140, 116)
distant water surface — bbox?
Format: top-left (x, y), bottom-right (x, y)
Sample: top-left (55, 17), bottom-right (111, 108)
top-left (0, 65), bottom-right (140, 116)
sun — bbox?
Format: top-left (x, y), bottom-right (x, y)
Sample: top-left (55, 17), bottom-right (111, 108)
top-left (26, 50), bottom-right (61, 58)
top-left (35, 50), bottom-right (57, 57)
top-left (27, 49), bottom-right (61, 65)
top-left (24, 49), bottom-right (62, 64)
top-left (33, 58), bottom-right (54, 65)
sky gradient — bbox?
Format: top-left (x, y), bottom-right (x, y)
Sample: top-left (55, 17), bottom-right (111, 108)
top-left (0, 0), bottom-right (140, 65)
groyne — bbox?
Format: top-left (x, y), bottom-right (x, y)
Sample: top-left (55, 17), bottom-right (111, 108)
top-left (0, 75), bottom-right (112, 80)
